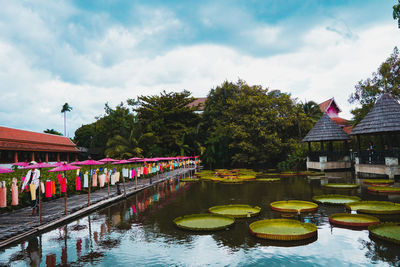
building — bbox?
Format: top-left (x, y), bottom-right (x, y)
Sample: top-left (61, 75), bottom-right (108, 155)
top-left (0, 126), bottom-right (80, 164)
top-left (351, 93), bottom-right (400, 179)
top-left (319, 98), bottom-right (352, 134)
top-left (186, 97), bottom-right (207, 113)
top-left (302, 114), bottom-right (351, 171)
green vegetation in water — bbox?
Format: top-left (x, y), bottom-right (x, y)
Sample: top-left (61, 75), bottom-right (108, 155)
top-left (346, 201), bottom-right (400, 214)
top-left (369, 223), bottom-right (400, 245)
top-left (180, 178), bottom-right (199, 182)
top-left (209, 204), bottom-right (261, 218)
top-left (323, 183), bottom-right (359, 189)
top-left (237, 175), bottom-right (256, 180)
top-left (368, 186), bottom-right (400, 193)
top-left (270, 200), bottom-right (318, 213)
top-left (329, 213), bottom-right (380, 227)
top-left (256, 178), bottom-right (280, 182)
top-left (312, 195), bottom-right (361, 205)
top-left (363, 179), bottom-right (394, 185)
top-left (173, 214), bottom-right (235, 231)
top-left (249, 219), bottom-right (317, 241)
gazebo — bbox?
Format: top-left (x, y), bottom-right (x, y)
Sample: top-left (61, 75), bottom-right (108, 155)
top-left (302, 114), bottom-right (351, 171)
top-left (351, 93), bottom-right (400, 179)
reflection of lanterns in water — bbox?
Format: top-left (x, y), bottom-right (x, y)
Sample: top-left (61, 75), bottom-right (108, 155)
top-left (112, 214), bottom-right (121, 225)
top-left (132, 204), bottom-right (136, 213)
top-left (61, 246), bottom-right (67, 265)
top-left (76, 238), bottom-right (82, 257)
top-left (93, 231), bottom-right (98, 244)
top-left (46, 253), bottom-right (56, 267)
top-left (100, 224), bottom-right (106, 238)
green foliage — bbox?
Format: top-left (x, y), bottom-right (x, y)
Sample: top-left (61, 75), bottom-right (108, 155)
top-left (202, 80), bottom-right (304, 169)
top-left (131, 90), bottom-right (201, 157)
top-left (277, 144), bottom-right (307, 171)
top-left (61, 103), bottom-right (73, 113)
top-left (349, 47), bottom-right (400, 125)
top-left (394, 0), bottom-right (400, 28)
top-left (44, 129), bottom-right (63, 136)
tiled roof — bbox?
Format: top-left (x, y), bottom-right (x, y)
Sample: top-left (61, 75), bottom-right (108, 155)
top-left (302, 114), bottom-right (350, 142)
top-left (351, 93), bottom-right (400, 135)
top-left (187, 97), bottom-right (207, 110)
top-left (0, 126), bottom-right (79, 152)
top-left (331, 117), bottom-right (349, 126)
top-left (319, 98), bottom-right (341, 113)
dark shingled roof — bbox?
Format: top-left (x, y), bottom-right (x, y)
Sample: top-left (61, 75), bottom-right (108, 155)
top-left (302, 114), bottom-right (350, 142)
top-left (351, 93), bottom-right (400, 135)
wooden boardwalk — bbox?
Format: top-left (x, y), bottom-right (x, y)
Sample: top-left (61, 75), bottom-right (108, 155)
top-left (0, 168), bottom-right (194, 249)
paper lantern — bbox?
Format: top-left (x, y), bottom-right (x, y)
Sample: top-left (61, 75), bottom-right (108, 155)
top-left (45, 181), bottom-right (52, 198)
top-left (30, 184), bottom-right (37, 200)
top-left (60, 178), bottom-right (67, 193)
top-left (92, 174), bottom-right (97, 187)
top-left (75, 176), bottom-right (81, 191)
top-left (0, 185), bottom-right (6, 208)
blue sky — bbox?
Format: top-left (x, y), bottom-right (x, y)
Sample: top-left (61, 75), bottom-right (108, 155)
top-left (0, 0), bottom-right (399, 137)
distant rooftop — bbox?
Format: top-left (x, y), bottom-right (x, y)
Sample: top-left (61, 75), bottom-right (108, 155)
top-left (302, 114), bottom-right (350, 142)
top-left (187, 97), bottom-right (207, 111)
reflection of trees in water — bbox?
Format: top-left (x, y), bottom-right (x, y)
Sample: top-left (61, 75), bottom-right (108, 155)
top-left (360, 237), bottom-right (400, 266)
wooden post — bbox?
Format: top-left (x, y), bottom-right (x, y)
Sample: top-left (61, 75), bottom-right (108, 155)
top-left (308, 142), bottom-right (311, 153)
top-left (122, 174), bottom-right (126, 197)
top-left (57, 153), bottom-right (60, 162)
top-left (64, 171), bottom-right (67, 215)
top-left (14, 151), bottom-right (18, 163)
top-left (39, 176), bottom-right (42, 225)
top-left (88, 168), bottom-right (91, 206)
top-left (356, 135), bottom-right (361, 153)
top-left (320, 141), bottom-right (324, 152)
top-left (67, 153), bottom-right (70, 163)
top-left (31, 152), bottom-right (35, 162)
top-left (45, 153), bottom-right (49, 163)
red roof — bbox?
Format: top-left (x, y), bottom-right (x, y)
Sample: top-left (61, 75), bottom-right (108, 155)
top-left (331, 117), bottom-right (349, 126)
top-left (342, 125), bottom-right (353, 134)
top-left (187, 97), bottom-right (207, 110)
top-left (319, 98), bottom-right (342, 113)
top-left (0, 126), bottom-right (79, 152)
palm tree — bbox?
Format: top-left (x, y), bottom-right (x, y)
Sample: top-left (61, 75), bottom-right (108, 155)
top-left (61, 103), bottom-right (73, 136)
top-left (105, 130), bottom-right (143, 159)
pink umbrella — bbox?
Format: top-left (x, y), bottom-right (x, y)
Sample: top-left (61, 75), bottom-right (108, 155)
top-left (49, 163), bottom-right (81, 215)
top-left (99, 158), bottom-right (119, 163)
top-left (23, 162), bottom-right (54, 169)
top-left (52, 162), bottom-right (66, 166)
top-left (112, 159), bottom-right (132, 165)
top-left (13, 162), bottom-right (29, 167)
top-left (0, 166), bottom-right (13, 173)
top-left (128, 157), bottom-right (142, 161)
top-left (73, 159), bottom-right (103, 206)
top-left (74, 160), bottom-right (103, 166)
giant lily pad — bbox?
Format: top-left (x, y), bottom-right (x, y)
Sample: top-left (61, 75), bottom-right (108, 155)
top-left (237, 175), bottom-right (256, 180)
top-left (363, 179), bottom-right (394, 185)
top-left (173, 214), bottom-right (235, 231)
top-left (209, 204), bottom-right (261, 218)
top-left (346, 201), bottom-right (400, 215)
top-left (256, 178), bottom-right (280, 182)
top-left (312, 195), bottom-right (361, 205)
top-left (270, 200), bottom-right (318, 213)
top-left (369, 223), bottom-right (400, 245)
top-left (323, 183), bottom-right (359, 189)
top-left (368, 186), bottom-right (400, 194)
top-left (180, 178), bottom-right (199, 182)
top-left (329, 213), bottom-right (380, 228)
top-left (249, 219), bottom-right (317, 241)
top-left (298, 171), bottom-right (324, 176)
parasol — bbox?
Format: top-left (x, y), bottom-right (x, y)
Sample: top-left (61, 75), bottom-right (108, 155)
top-left (73, 160), bottom-right (103, 206)
top-left (12, 162), bottom-right (29, 167)
top-left (112, 160), bottom-right (133, 196)
top-left (0, 166), bottom-right (14, 173)
top-left (99, 158), bottom-right (119, 163)
top-left (49, 163), bottom-right (81, 215)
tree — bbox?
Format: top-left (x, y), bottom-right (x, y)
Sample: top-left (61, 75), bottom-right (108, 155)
top-left (348, 47), bottom-right (400, 124)
top-left (394, 0), bottom-right (400, 28)
top-left (130, 90), bottom-right (201, 156)
top-left (61, 103), bottom-right (73, 136)
top-left (44, 129), bottom-right (63, 136)
top-left (202, 80), bottom-right (300, 169)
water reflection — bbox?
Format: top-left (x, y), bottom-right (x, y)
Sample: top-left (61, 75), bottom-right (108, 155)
top-left (1, 174), bottom-right (400, 266)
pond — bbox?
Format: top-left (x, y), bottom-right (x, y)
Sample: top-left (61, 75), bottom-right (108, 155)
top-left (1, 173), bottom-right (400, 266)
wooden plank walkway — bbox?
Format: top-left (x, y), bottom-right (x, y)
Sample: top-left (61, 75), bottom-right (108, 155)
top-left (0, 168), bottom-right (194, 249)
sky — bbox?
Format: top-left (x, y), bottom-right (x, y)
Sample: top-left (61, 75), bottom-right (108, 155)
top-left (0, 0), bottom-right (399, 137)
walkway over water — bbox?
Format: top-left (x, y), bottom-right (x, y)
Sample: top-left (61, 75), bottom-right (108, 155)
top-left (0, 168), bottom-right (195, 249)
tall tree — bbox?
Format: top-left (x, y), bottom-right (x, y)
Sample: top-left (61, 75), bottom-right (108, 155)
top-left (348, 47), bottom-right (400, 124)
top-left (130, 90), bottom-right (201, 156)
top-left (394, 0), bottom-right (400, 28)
top-left (61, 103), bottom-right (73, 136)
top-left (202, 80), bottom-right (300, 169)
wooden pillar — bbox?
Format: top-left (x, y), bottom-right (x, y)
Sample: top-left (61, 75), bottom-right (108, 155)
top-left (14, 151), bottom-right (18, 163)
top-left (328, 141), bottom-right (333, 152)
top-left (356, 135), bottom-right (361, 153)
top-left (57, 152), bottom-right (60, 162)
top-left (320, 141), bottom-right (324, 152)
top-left (75, 154), bottom-right (78, 161)
top-left (67, 153), bottom-right (70, 163)
top-left (45, 153), bottom-right (49, 163)
top-left (308, 142), bottom-right (311, 153)
top-left (31, 152), bottom-right (35, 161)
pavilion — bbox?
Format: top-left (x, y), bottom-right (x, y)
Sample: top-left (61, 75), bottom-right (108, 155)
top-left (351, 93), bottom-right (400, 179)
top-left (0, 126), bottom-right (79, 164)
top-left (302, 114), bottom-right (351, 171)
